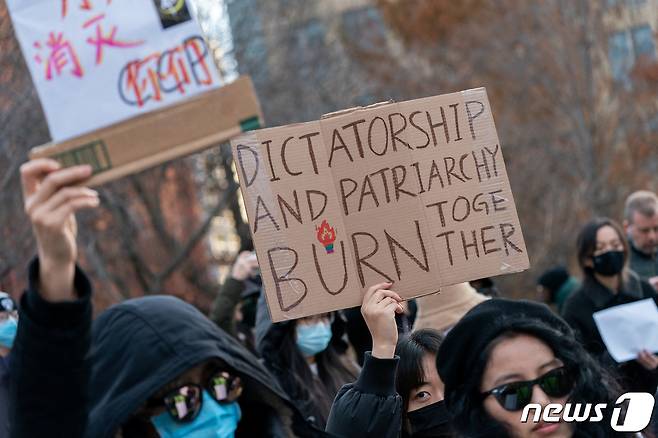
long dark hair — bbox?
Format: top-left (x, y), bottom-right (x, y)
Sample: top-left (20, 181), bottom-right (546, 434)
top-left (272, 316), bottom-right (358, 428)
top-left (445, 317), bottom-right (626, 437)
top-left (577, 217), bottom-right (629, 279)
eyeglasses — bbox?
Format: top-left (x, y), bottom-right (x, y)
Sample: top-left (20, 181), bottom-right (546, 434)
top-left (157, 370), bottom-right (243, 422)
top-left (481, 367), bottom-right (574, 411)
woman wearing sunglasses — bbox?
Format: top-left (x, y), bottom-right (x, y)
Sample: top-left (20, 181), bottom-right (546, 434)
top-left (12, 160), bottom-right (326, 438)
top-left (437, 298), bottom-right (628, 437)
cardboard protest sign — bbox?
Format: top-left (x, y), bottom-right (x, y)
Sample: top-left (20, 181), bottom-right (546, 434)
top-left (7, 0), bottom-right (222, 142)
top-left (29, 75), bottom-right (262, 186)
top-left (232, 88), bottom-right (529, 322)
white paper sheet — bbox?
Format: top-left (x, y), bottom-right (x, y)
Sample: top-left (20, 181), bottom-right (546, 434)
top-left (7, 0), bottom-right (222, 142)
top-left (593, 298), bottom-right (658, 363)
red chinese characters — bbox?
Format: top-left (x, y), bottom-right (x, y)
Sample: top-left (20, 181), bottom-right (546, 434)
top-left (34, 0), bottom-right (142, 80)
top-left (34, 32), bottom-right (84, 80)
top-left (83, 13), bottom-right (144, 65)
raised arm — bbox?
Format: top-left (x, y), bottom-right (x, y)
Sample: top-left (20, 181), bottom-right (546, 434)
top-left (209, 251), bottom-right (258, 335)
top-left (326, 283), bottom-right (404, 438)
top-left (11, 160), bottom-right (98, 438)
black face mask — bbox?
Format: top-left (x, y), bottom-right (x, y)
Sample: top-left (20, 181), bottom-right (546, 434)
top-left (592, 250), bottom-right (624, 276)
top-left (406, 400), bottom-right (453, 438)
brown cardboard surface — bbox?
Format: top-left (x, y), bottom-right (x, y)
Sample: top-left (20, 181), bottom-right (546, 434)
top-left (29, 76), bottom-right (262, 186)
top-left (232, 88), bottom-right (529, 322)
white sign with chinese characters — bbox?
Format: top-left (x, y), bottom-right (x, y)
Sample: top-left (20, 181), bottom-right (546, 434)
top-left (7, 0), bottom-right (222, 142)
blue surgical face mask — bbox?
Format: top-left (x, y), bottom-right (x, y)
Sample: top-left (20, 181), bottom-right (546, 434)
top-left (151, 390), bottom-right (241, 438)
top-left (0, 317), bottom-right (18, 349)
top-left (296, 321), bottom-right (332, 357)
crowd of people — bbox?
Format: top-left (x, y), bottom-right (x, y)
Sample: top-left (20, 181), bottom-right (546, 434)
top-left (1, 158), bottom-right (657, 437)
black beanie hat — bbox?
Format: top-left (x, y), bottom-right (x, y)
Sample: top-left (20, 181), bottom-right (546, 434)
top-left (436, 298), bottom-right (573, 399)
top-left (537, 266), bottom-right (570, 295)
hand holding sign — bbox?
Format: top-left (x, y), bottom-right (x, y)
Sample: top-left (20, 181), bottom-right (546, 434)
top-left (20, 159), bottom-right (99, 302)
top-left (361, 282), bottom-right (403, 359)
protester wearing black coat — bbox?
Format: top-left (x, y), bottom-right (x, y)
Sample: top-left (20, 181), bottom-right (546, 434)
top-left (11, 259), bottom-right (322, 438)
top-left (562, 272), bottom-right (658, 394)
top-left (326, 352), bottom-right (403, 438)
top-left (0, 355), bottom-right (10, 438)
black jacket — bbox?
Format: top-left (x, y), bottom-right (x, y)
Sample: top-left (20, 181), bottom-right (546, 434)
top-left (10, 259), bottom-right (92, 438)
top-left (0, 355), bottom-right (9, 438)
top-left (11, 259), bottom-right (319, 438)
top-left (562, 272), bottom-right (658, 394)
top-left (326, 352), bottom-right (402, 438)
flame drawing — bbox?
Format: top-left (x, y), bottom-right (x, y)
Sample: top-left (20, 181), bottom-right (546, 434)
top-left (316, 219), bottom-right (337, 254)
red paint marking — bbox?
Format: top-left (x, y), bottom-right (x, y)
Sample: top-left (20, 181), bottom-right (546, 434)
top-left (86, 24), bottom-right (144, 65)
top-left (82, 13), bottom-right (105, 29)
top-left (80, 0), bottom-right (93, 11)
top-left (185, 39), bottom-right (213, 85)
top-left (61, 0), bottom-right (68, 18)
top-left (41, 31), bottom-right (84, 80)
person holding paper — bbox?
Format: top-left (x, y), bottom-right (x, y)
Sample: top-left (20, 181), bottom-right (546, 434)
top-left (562, 218), bottom-right (658, 396)
top-left (12, 159), bottom-right (321, 438)
top-left (623, 191), bottom-right (658, 290)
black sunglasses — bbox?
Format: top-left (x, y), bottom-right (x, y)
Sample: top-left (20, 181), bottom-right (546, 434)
top-left (481, 367), bottom-right (574, 411)
top-left (158, 370), bottom-right (243, 422)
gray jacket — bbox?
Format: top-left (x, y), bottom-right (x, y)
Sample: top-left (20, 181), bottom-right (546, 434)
top-left (629, 242), bottom-right (658, 283)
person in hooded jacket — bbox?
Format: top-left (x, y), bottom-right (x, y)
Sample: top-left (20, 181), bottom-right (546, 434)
top-left (11, 159), bottom-right (327, 438)
top-left (326, 282), bottom-right (454, 438)
top-left (561, 217), bottom-right (658, 395)
top-left (255, 292), bottom-right (359, 430)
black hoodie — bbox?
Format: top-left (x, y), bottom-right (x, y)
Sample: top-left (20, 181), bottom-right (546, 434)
top-left (11, 259), bottom-right (324, 438)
